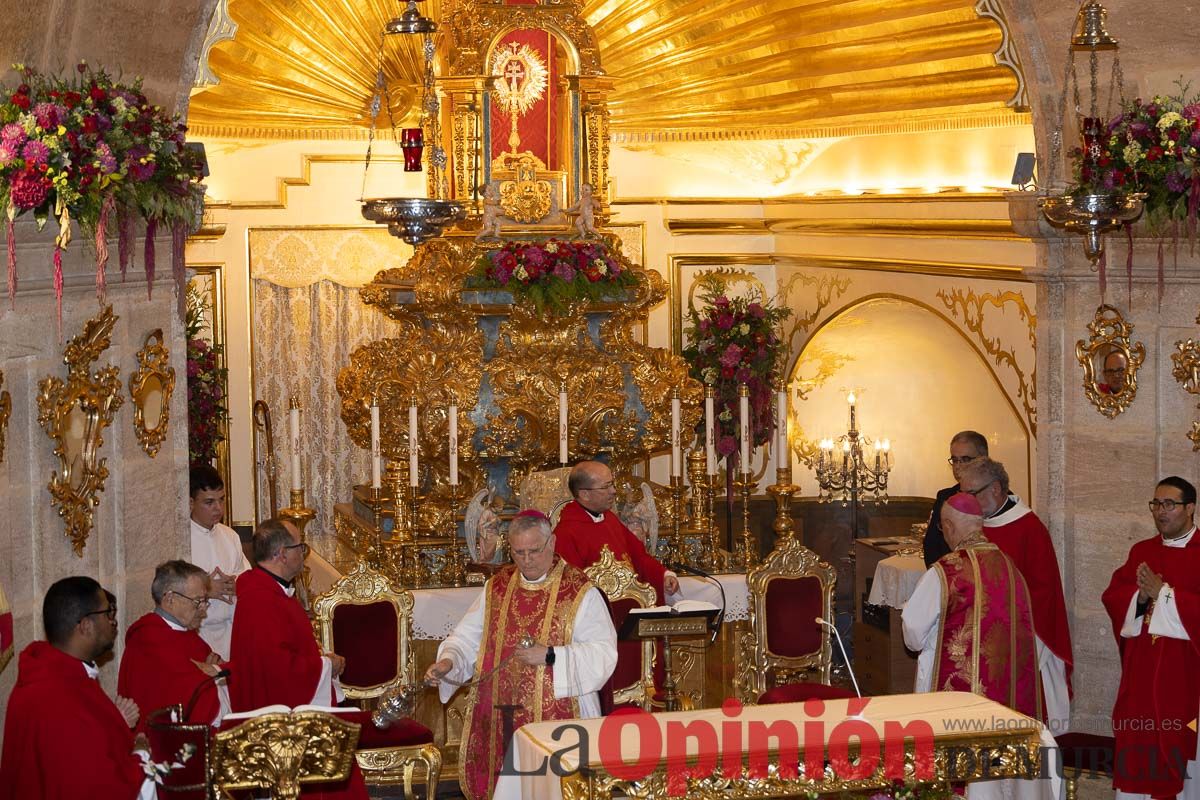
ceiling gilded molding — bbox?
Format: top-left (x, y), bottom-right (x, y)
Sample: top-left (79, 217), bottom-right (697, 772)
top-left (188, 0), bottom-right (1027, 140)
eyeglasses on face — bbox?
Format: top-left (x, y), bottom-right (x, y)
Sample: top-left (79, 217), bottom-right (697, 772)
top-left (80, 605), bottom-right (117, 623)
top-left (947, 456), bottom-right (979, 466)
top-left (169, 590), bottom-right (210, 609)
top-left (283, 542), bottom-right (310, 556)
top-left (962, 480), bottom-right (995, 497)
top-left (580, 481), bottom-right (616, 492)
top-left (1149, 499), bottom-right (1191, 512)
top-left (510, 538), bottom-right (552, 559)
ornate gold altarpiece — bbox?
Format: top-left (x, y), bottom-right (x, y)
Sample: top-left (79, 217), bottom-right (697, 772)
top-left (333, 0), bottom-right (731, 589)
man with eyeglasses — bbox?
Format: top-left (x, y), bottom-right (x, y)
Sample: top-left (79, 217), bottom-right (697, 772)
top-left (1102, 476), bottom-right (1200, 800)
top-left (1, 576), bottom-right (154, 799)
top-left (958, 456), bottom-right (1073, 734)
top-left (1097, 349), bottom-right (1129, 395)
top-left (923, 430), bottom-right (989, 567)
top-left (118, 560), bottom-right (230, 731)
top-left (426, 510), bottom-right (616, 800)
top-left (230, 519), bottom-right (348, 713)
top-left (554, 460), bottom-right (680, 603)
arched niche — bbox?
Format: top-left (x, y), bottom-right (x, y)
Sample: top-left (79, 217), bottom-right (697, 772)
top-left (789, 296), bottom-right (1031, 501)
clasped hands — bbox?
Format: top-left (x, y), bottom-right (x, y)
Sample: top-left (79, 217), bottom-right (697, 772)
top-left (209, 567), bottom-right (236, 604)
top-left (1136, 562), bottom-right (1165, 603)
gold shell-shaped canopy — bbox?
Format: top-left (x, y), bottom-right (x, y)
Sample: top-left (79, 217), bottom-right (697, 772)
top-left (188, 0), bottom-right (1025, 139)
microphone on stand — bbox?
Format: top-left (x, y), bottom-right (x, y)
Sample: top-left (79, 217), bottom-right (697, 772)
top-left (669, 562), bottom-right (726, 644)
top-left (183, 667), bottom-right (231, 723)
top-left (814, 617), bottom-right (863, 701)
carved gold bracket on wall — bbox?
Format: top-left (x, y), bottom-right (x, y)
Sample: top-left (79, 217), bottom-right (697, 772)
top-left (36, 306), bottom-right (124, 555)
top-left (129, 329), bottom-right (176, 458)
top-left (0, 370), bottom-right (10, 464)
top-left (1076, 305), bottom-right (1145, 420)
top-left (779, 271), bottom-right (853, 371)
top-left (936, 287), bottom-right (1037, 437)
top-left (1172, 329), bottom-right (1200, 451)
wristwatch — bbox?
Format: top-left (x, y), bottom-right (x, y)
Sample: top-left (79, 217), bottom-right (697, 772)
top-left (545, 646), bottom-right (556, 666)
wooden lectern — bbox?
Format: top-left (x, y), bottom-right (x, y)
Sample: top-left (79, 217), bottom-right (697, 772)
top-left (619, 605), bottom-right (720, 711)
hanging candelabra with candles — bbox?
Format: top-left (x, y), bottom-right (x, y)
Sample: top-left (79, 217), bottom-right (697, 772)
top-left (1038, 1), bottom-right (1144, 269)
top-left (814, 392), bottom-right (893, 538)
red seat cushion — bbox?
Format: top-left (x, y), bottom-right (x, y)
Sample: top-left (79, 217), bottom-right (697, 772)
top-left (764, 576), bottom-right (822, 658)
top-left (332, 601), bottom-right (399, 689)
top-left (346, 711), bottom-right (434, 749)
top-left (758, 682), bottom-right (857, 705)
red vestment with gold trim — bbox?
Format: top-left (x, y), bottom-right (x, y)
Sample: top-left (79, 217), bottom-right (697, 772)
top-left (933, 543), bottom-right (1041, 718)
top-left (461, 558), bottom-right (591, 800)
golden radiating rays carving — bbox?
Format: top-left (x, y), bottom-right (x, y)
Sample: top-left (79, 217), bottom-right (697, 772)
top-left (189, 0), bottom-right (1025, 139)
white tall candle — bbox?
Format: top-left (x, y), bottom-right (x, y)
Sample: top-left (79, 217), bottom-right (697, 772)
top-left (370, 399), bottom-right (381, 489)
top-left (704, 392), bottom-right (716, 476)
top-left (448, 401), bottom-right (459, 486)
top-left (289, 399), bottom-right (302, 491)
top-left (670, 392), bottom-right (681, 477)
top-left (408, 402), bottom-right (419, 488)
top-left (558, 386), bottom-right (568, 465)
top-left (776, 389), bottom-right (788, 468)
top-left (739, 390), bottom-right (751, 474)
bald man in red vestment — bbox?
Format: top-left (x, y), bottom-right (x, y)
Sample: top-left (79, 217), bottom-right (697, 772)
top-left (554, 460), bottom-right (679, 602)
top-left (1, 576), bottom-right (150, 800)
top-left (1102, 476), bottom-right (1200, 800)
top-left (958, 458), bottom-right (1073, 733)
top-left (118, 560), bottom-right (224, 731)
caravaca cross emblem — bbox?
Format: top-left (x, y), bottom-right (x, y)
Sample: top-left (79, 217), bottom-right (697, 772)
top-left (491, 41), bottom-right (548, 153)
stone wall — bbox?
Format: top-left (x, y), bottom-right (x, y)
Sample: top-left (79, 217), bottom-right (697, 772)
top-left (0, 217), bottom-right (191, 747)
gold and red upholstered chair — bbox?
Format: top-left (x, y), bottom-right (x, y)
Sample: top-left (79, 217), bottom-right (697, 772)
top-left (741, 540), bottom-right (841, 705)
top-left (146, 704), bottom-right (210, 800)
top-left (312, 561), bottom-right (442, 798)
top-left (584, 545), bottom-right (658, 711)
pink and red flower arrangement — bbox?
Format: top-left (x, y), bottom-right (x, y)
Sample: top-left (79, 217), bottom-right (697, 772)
top-left (682, 277), bottom-right (790, 466)
top-left (471, 239), bottom-right (636, 312)
top-left (0, 62), bottom-right (205, 327)
top-left (1069, 83), bottom-right (1200, 297)
top-left (185, 288), bottom-right (228, 466)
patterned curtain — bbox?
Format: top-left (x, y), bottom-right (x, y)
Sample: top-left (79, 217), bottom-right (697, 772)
top-left (248, 227), bottom-right (406, 536)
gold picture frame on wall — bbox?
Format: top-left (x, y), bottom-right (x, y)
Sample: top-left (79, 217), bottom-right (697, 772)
top-left (668, 255), bottom-right (774, 355)
top-left (129, 329), bottom-right (176, 458)
top-left (0, 369), bottom-right (11, 463)
top-left (1076, 304), bottom-right (1145, 419)
top-left (36, 306), bottom-right (124, 555)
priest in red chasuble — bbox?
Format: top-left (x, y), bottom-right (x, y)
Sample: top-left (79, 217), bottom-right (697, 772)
top-left (959, 458), bottom-right (1074, 732)
top-left (1, 577), bottom-right (151, 800)
top-left (1102, 476), bottom-right (1200, 800)
top-left (554, 460), bottom-right (680, 602)
top-left (426, 511), bottom-right (617, 800)
top-left (118, 560), bottom-right (227, 730)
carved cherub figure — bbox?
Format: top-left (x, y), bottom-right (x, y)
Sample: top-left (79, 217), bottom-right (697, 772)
top-left (475, 183), bottom-right (503, 241)
top-left (563, 183), bottom-right (599, 239)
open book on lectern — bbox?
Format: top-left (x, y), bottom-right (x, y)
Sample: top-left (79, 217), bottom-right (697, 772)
top-left (618, 600), bottom-right (720, 640)
top-left (223, 704), bottom-right (359, 723)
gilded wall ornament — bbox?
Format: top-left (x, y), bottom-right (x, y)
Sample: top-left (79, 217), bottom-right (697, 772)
top-left (0, 370), bottom-right (10, 464)
top-left (1171, 337), bottom-right (1200, 450)
top-left (937, 287), bottom-right (1037, 436)
top-left (128, 329), bottom-right (176, 458)
top-left (36, 306), bottom-right (124, 555)
top-left (1076, 305), bottom-right (1145, 419)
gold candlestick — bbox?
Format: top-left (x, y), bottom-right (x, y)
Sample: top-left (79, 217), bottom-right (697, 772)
top-left (767, 466), bottom-right (801, 549)
top-left (706, 473), bottom-right (722, 570)
top-left (666, 474), bottom-right (684, 566)
top-left (443, 484), bottom-right (466, 587)
top-left (737, 474), bottom-right (757, 569)
top-left (279, 488), bottom-right (317, 609)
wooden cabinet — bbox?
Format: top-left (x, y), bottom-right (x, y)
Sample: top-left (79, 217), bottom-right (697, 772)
top-left (854, 538), bottom-right (919, 696)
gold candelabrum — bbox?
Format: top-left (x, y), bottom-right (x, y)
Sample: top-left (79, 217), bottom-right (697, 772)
top-left (767, 464), bottom-right (800, 548)
top-left (278, 488), bottom-right (317, 608)
top-left (734, 473), bottom-right (756, 570)
top-left (814, 392), bottom-right (893, 539)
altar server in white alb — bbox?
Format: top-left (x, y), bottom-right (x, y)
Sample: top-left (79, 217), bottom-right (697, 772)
top-left (425, 510), bottom-right (616, 800)
top-left (188, 465), bottom-right (250, 660)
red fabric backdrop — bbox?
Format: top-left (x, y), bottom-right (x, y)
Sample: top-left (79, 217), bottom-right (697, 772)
top-left (490, 29), bottom-right (561, 170)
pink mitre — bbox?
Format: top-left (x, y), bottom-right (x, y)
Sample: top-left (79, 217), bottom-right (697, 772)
top-left (946, 492), bottom-right (983, 516)
top-left (515, 509), bottom-right (550, 521)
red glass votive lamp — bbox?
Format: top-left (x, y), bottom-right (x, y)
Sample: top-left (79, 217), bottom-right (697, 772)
top-left (401, 128), bottom-right (425, 172)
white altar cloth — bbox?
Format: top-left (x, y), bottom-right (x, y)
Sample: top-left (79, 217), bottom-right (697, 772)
top-left (411, 573), bottom-right (749, 639)
top-left (496, 691), bottom-right (1055, 800)
top-left (867, 554), bottom-right (927, 609)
